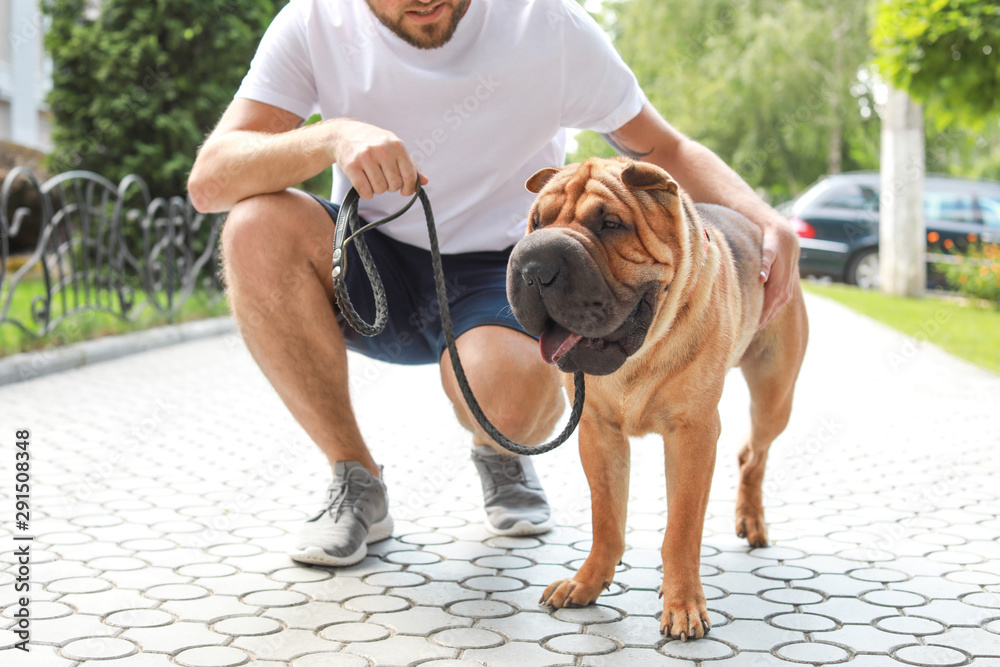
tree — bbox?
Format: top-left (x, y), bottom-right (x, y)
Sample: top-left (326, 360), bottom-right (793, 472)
top-left (572, 0), bottom-right (878, 203)
top-left (873, 0), bottom-right (1000, 130)
top-left (42, 0), bottom-right (286, 198)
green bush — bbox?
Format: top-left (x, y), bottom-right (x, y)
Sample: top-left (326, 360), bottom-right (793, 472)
top-left (937, 243), bottom-right (1000, 308)
top-left (42, 0), bottom-right (286, 198)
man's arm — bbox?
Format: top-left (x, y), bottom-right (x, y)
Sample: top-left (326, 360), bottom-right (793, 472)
top-left (602, 102), bottom-right (800, 329)
top-left (187, 98), bottom-right (425, 213)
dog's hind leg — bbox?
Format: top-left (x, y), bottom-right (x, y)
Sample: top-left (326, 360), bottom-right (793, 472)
top-left (735, 295), bottom-right (808, 548)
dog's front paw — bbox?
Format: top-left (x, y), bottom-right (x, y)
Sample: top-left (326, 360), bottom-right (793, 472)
top-left (540, 577), bottom-right (608, 608)
top-left (659, 592), bottom-right (711, 641)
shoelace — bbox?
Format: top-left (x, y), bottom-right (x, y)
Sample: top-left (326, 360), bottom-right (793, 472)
top-left (480, 455), bottom-right (529, 491)
top-left (323, 472), bottom-right (373, 520)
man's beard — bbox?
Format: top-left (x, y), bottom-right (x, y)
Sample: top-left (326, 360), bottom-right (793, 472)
top-left (365, 1), bottom-right (469, 50)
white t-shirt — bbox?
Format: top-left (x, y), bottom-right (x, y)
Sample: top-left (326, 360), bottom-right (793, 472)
top-left (236, 0), bottom-right (645, 253)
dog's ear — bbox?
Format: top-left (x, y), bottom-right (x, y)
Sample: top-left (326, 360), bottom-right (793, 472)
top-left (620, 161), bottom-right (679, 195)
top-left (525, 167), bottom-right (562, 194)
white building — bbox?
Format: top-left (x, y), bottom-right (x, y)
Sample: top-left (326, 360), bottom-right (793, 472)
top-left (0, 0), bottom-right (52, 151)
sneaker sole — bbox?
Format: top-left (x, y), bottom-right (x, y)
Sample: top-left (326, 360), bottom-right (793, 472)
top-left (485, 516), bottom-right (554, 537)
top-left (289, 514), bottom-right (395, 567)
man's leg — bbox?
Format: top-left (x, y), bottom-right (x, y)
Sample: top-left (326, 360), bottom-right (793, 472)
top-left (440, 325), bottom-right (565, 534)
top-left (221, 189), bottom-right (390, 565)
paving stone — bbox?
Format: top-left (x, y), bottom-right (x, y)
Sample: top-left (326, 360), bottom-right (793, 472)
top-left (233, 627), bottom-right (342, 660)
top-left (821, 623), bottom-right (916, 652)
top-left (860, 589), bottom-right (930, 608)
top-left (343, 594), bottom-right (411, 613)
top-left (175, 646), bottom-right (254, 667)
top-left (711, 619), bottom-right (805, 650)
top-left (768, 612), bottom-right (838, 632)
top-left (758, 587), bottom-right (825, 605)
top-left (930, 627), bottom-right (1000, 656)
top-left (446, 599), bottom-right (515, 618)
top-left (60, 588), bottom-right (160, 616)
top-left (874, 614), bottom-right (947, 636)
top-left (263, 600), bottom-right (362, 629)
top-left (105, 608), bottom-right (178, 628)
top-left (75, 652), bottom-right (179, 666)
top-left (161, 594), bottom-right (261, 623)
top-left (587, 615), bottom-right (665, 646)
top-left (242, 590), bottom-right (310, 608)
top-left (124, 620), bottom-right (230, 653)
top-left (370, 605), bottom-right (471, 634)
top-left (60, 636), bottom-right (140, 660)
top-left (289, 655), bottom-right (369, 667)
top-left (343, 634), bottom-right (457, 664)
top-left (892, 644), bottom-right (971, 666)
top-left (396, 580), bottom-right (485, 607)
top-left (213, 616), bottom-right (284, 636)
top-left (775, 640), bottom-right (852, 663)
top-left (919, 598), bottom-right (1000, 626)
top-left (319, 621), bottom-right (392, 642)
top-left (479, 610), bottom-right (580, 642)
top-left (709, 593), bottom-right (794, 620)
top-left (659, 636), bottom-right (736, 660)
top-left (32, 613), bottom-right (119, 644)
top-left (290, 577), bottom-right (383, 602)
top-left (463, 640), bottom-right (574, 666)
top-left (432, 627), bottom-right (506, 649)
top-left (544, 632), bottom-right (618, 655)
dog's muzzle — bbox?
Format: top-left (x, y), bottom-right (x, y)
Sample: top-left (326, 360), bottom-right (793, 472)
top-left (506, 229), bottom-right (655, 375)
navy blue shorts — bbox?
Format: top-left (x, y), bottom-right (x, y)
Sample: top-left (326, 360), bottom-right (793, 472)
top-left (313, 195), bottom-right (530, 365)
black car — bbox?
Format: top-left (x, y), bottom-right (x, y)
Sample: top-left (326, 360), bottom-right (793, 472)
top-left (779, 171), bottom-right (1000, 288)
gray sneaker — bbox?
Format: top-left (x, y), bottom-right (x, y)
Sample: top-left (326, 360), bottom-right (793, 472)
top-left (471, 445), bottom-right (554, 536)
top-left (290, 461), bottom-right (393, 567)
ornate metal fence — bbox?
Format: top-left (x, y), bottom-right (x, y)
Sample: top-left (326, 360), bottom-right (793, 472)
top-left (0, 168), bottom-right (226, 338)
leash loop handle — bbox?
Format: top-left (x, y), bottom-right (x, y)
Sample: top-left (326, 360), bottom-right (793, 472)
top-left (331, 183), bottom-right (585, 456)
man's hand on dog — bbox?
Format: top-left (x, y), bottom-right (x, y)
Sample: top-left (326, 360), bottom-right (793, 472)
top-left (759, 217), bottom-right (801, 330)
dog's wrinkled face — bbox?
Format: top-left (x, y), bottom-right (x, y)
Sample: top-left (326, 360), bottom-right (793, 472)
top-left (507, 158), bottom-right (684, 375)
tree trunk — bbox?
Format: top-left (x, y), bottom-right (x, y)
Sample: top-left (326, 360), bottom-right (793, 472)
top-left (879, 86), bottom-right (925, 298)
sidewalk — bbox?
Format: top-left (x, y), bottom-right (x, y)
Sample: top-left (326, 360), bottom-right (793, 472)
top-left (2, 291), bottom-right (999, 666)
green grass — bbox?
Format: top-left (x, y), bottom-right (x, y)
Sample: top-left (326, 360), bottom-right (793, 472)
top-left (802, 280), bottom-right (1000, 374)
top-left (0, 277), bottom-right (230, 357)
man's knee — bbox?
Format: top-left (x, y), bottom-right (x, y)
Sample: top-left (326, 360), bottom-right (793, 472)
top-left (221, 193), bottom-right (286, 271)
top-left (221, 191), bottom-right (330, 283)
top-left (448, 331), bottom-right (565, 444)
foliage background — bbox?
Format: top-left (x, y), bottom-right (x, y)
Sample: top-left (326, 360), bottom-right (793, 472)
top-left (873, 0), bottom-right (1000, 131)
top-left (41, 0), bottom-right (287, 199)
top-left (570, 0), bottom-right (1000, 204)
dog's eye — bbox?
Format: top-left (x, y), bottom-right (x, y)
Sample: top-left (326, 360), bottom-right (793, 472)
top-left (601, 218), bottom-right (623, 231)
top-left (531, 212), bottom-right (541, 230)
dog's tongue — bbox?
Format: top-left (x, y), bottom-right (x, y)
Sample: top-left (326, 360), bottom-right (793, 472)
top-left (540, 320), bottom-right (584, 365)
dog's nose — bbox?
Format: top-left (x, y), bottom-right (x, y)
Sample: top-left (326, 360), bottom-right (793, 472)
top-left (521, 257), bottom-right (560, 288)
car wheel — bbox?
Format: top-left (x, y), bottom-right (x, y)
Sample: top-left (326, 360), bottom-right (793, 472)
top-left (846, 248), bottom-right (880, 289)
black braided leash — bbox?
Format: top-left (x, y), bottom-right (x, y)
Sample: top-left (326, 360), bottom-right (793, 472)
top-left (332, 183), bottom-right (585, 456)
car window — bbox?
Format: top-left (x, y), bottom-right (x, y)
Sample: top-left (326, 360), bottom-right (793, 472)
top-left (977, 195), bottom-right (1000, 228)
top-left (924, 190), bottom-right (977, 224)
top-left (817, 184), bottom-right (878, 211)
